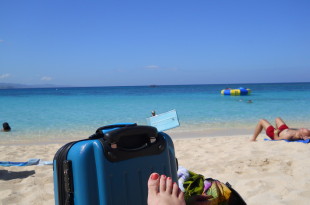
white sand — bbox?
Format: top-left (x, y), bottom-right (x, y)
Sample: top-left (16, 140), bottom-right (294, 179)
top-left (1, 135), bottom-right (310, 205)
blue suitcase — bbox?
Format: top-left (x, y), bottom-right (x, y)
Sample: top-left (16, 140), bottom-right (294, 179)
top-left (53, 123), bottom-right (178, 205)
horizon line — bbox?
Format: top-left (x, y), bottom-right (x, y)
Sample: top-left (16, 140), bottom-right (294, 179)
top-left (1, 81), bottom-right (310, 90)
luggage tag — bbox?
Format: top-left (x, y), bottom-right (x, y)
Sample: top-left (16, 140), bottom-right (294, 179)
top-left (146, 109), bottom-right (180, 132)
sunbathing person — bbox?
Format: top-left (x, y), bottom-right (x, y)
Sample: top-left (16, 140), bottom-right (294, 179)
top-left (250, 117), bottom-right (310, 141)
top-left (148, 173), bottom-right (185, 205)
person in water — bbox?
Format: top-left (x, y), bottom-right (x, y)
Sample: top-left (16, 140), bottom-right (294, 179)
top-left (2, 122), bottom-right (11, 132)
top-left (147, 173), bottom-right (185, 205)
top-left (250, 117), bottom-right (310, 141)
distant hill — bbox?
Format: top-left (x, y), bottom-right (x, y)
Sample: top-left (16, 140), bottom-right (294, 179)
top-left (0, 83), bottom-right (65, 89)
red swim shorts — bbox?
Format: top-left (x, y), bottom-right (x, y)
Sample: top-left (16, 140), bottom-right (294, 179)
top-left (266, 124), bottom-right (289, 140)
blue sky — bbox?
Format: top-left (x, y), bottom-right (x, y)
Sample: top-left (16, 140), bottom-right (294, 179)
top-left (1, 0), bottom-right (309, 86)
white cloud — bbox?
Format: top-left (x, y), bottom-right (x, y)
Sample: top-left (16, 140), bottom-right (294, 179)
top-left (145, 65), bottom-right (160, 69)
top-left (41, 76), bottom-right (52, 81)
top-left (0, 73), bottom-right (11, 79)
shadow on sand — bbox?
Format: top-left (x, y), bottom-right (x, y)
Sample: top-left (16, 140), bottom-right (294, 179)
top-left (0, 169), bottom-right (35, 180)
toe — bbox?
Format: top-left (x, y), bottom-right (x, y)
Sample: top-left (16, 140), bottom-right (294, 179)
top-left (148, 173), bottom-right (160, 195)
top-left (172, 182), bottom-right (179, 196)
top-left (166, 177), bottom-right (173, 194)
top-left (160, 175), bottom-right (167, 192)
top-left (178, 189), bottom-right (184, 200)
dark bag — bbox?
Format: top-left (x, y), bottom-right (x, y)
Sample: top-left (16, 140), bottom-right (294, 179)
top-left (226, 182), bottom-right (247, 205)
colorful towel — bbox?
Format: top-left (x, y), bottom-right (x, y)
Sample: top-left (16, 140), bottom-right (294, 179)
top-left (0, 159), bottom-right (53, 167)
top-left (177, 166), bottom-right (190, 192)
top-left (178, 166), bottom-right (232, 205)
top-left (264, 138), bottom-right (310, 143)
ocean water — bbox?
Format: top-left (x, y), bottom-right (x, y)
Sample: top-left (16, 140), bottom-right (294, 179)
top-left (1, 83), bottom-right (310, 143)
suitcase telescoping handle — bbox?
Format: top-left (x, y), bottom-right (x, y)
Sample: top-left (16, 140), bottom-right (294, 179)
top-left (89, 123), bottom-right (137, 139)
top-left (96, 123), bottom-right (137, 135)
top-left (101, 125), bottom-right (165, 162)
top-left (90, 124), bottom-right (159, 151)
top-left (104, 125), bottom-right (158, 150)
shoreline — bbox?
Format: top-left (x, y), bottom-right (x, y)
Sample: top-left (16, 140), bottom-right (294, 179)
top-left (1, 118), bottom-right (309, 146)
top-left (1, 117), bottom-right (309, 146)
top-left (0, 127), bottom-right (255, 146)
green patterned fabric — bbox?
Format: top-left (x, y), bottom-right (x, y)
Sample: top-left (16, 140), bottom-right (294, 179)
top-left (182, 170), bottom-right (232, 205)
top-left (183, 171), bottom-right (205, 200)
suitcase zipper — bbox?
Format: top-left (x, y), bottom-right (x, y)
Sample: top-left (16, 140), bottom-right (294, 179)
top-left (54, 139), bottom-right (88, 205)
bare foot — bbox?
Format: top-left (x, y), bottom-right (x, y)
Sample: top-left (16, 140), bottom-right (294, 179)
top-left (147, 173), bottom-right (185, 205)
top-left (250, 137), bottom-right (256, 141)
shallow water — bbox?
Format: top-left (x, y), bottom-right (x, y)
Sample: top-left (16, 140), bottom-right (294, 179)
top-left (1, 83), bottom-right (310, 143)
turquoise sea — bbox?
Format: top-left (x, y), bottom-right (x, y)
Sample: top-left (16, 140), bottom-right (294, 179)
top-left (1, 83), bottom-right (310, 144)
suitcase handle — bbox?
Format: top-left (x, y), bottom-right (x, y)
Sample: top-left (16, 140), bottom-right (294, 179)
top-left (89, 123), bottom-right (137, 139)
top-left (104, 126), bottom-right (158, 150)
top-left (118, 143), bottom-right (148, 151)
top-left (96, 123), bottom-right (137, 134)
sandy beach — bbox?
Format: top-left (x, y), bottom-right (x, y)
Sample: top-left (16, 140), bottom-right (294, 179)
top-left (1, 134), bottom-right (310, 205)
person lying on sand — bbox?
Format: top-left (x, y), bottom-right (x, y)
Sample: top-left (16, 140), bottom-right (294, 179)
top-left (148, 173), bottom-right (186, 205)
top-left (250, 117), bottom-right (310, 141)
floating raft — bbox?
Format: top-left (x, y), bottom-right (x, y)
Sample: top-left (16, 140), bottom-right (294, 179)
top-left (221, 87), bottom-right (251, 95)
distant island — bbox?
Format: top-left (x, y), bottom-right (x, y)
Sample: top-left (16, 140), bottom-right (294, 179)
top-left (0, 83), bottom-right (63, 89)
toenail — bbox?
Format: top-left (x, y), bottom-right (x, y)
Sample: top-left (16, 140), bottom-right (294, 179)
top-left (151, 173), bottom-right (159, 180)
top-left (161, 175), bottom-right (166, 178)
top-left (167, 177), bottom-right (171, 180)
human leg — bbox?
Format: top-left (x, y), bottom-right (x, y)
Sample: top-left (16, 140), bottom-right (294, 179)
top-left (250, 119), bottom-right (273, 141)
top-left (275, 117), bottom-right (287, 129)
top-left (275, 117), bottom-right (290, 133)
top-left (147, 173), bottom-right (185, 205)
